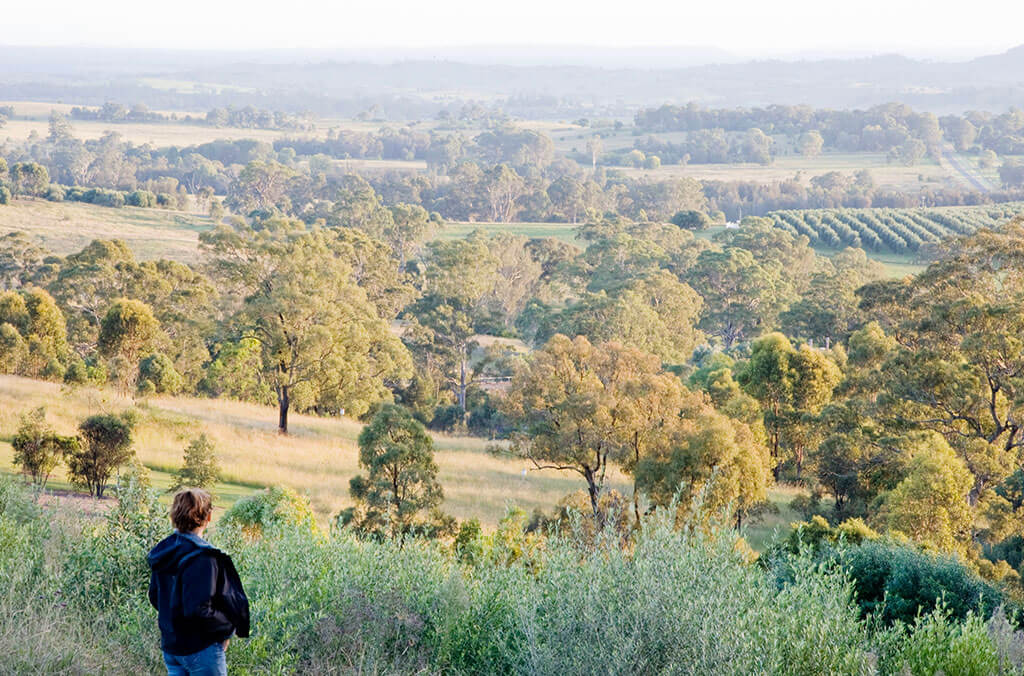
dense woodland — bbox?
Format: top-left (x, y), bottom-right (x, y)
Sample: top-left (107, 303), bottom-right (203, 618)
top-left (3, 105), bottom-right (1024, 227)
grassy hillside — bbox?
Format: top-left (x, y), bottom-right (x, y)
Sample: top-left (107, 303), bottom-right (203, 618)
top-left (0, 375), bottom-right (803, 547)
top-left (0, 375), bottom-right (632, 527)
top-left (0, 198), bottom-right (209, 260)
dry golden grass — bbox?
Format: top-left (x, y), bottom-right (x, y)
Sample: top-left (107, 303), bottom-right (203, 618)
top-left (0, 113), bottom-right (328, 147)
top-left (332, 158), bottom-right (427, 173)
top-left (614, 152), bottom-right (953, 192)
top-left (0, 199), bottom-right (208, 260)
top-left (0, 375), bottom-right (628, 527)
top-left (1, 100), bottom-right (207, 119)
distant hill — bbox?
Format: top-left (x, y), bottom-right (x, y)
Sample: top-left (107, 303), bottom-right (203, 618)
top-left (1, 44), bottom-right (1023, 117)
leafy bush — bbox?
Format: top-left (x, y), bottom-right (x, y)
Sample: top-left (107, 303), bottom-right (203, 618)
top-left (11, 406), bottom-right (79, 489)
top-left (63, 355), bottom-right (108, 385)
top-left (769, 519), bottom-right (1011, 627)
top-left (220, 486), bottom-right (318, 539)
top-left (877, 606), bottom-right (1000, 676)
top-left (170, 434), bottom-right (220, 491)
top-left (137, 351), bottom-right (184, 395)
top-left (67, 412), bottom-right (135, 498)
top-left (846, 540), bottom-right (1007, 625)
top-left (5, 474), bottom-right (1024, 674)
top-left (429, 404), bottom-right (465, 432)
top-left (126, 189), bottom-right (157, 207)
top-left (0, 476), bottom-right (156, 673)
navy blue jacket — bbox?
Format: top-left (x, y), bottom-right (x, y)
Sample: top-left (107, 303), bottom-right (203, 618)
top-left (148, 531), bottom-right (251, 656)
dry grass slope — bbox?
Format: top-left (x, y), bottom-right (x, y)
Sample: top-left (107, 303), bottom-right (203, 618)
top-left (0, 375), bottom-right (629, 527)
top-left (0, 199), bottom-right (209, 261)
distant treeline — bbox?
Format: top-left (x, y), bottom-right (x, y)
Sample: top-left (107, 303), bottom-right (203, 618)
top-left (4, 115), bottom-right (1024, 223)
top-left (634, 102), bottom-right (1024, 160)
top-left (67, 102), bottom-right (313, 131)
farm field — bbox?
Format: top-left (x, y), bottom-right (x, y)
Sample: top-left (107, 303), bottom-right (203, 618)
top-left (766, 202), bottom-right (1024, 254)
top-left (0, 198), bottom-right (210, 260)
top-left (2, 100), bottom-right (990, 196)
top-left (437, 220), bottom-right (582, 245)
top-left (0, 117), bottom-right (321, 147)
top-left (615, 152), bottom-right (953, 191)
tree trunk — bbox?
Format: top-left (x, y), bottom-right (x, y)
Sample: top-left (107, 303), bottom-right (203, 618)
top-left (584, 467), bottom-right (602, 524)
top-left (771, 431), bottom-right (781, 481)
top-left (632, 440), bottom-right (641, 526)
top-left (633, 479), bottom-right (641, 526)
top-left (458, 350), bottom-right (467, 411)
top-left (278, 386), bottom-right (290, 435)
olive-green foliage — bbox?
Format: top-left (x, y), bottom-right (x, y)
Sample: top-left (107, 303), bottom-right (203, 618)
top-left (0, 287), bottom-right (68, 380)
top-left (201, 223), bottom-right (411, 432)
top-left (342, 404), bottom-right (447, 539)
top-left (769, 522), bottom-right (1012, 629)
top-left (63, 355), bottom-right (108, 386)
top-left (170, 434), bottom-right (220, 492)
top-left (67, 412), bottom-right (134, 498)
top-left (137, 351), bottom-right (184, 395)
top-left (220, 485), bottom-right (317, 540)
top-left (98, 298), bottom-right (162, 392)
top-left (877, 607), bottom-right (1000, 676)
top-left (0, 476), bottom-right (159, 673)
top-left (199, 337), bottom-right (274, 404)
top-left (11, 406), bottom-right (79, 489)
top-left (3, 476), bottom-right (1024, 675)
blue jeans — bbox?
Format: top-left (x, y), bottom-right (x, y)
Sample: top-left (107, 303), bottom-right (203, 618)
top-left (163, 642), bottom-right (227, 676)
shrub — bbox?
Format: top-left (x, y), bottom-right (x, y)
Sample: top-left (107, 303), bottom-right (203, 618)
top-left (671, 209), bottom-right (711, 230)
top-left (429, 404), bottom-right (464, 432)
top-left (137, 352), bottom-right (183, 395)
top-left (63, 356), bottom-right (107, 386)
top-left (878, 606), bottom-right (1000, 676)
top-left (846, 539), bottom-right (1007, 625)
top-left (0, 185), bottom-right (12, 205)
top-left (170, 434), bottom-right (220, 491)
top-left (11, 407), bottom-right (79, 489)
top-left (221, 486), bottom-right (317, 539)
top-left (67, 413), bottom-right (134, 498)
top-left (44, 185), bottom-right (65, 202)
top-left (126, 190), bottom-right (156, 208)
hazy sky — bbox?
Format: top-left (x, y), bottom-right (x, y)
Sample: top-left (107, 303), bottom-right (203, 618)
top-left (1, 0), bottom-right (1021, 59)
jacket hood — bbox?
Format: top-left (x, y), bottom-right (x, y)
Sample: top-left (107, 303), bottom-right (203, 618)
top-left (147, 531), bottom-right (213, 573)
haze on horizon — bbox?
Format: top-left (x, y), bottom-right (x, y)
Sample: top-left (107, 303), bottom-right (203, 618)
top-left (1, 0), bottom-right (1021, 63)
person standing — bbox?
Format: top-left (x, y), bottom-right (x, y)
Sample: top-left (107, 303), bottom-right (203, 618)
top-left (148, 488), bottom-right (250, 676)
